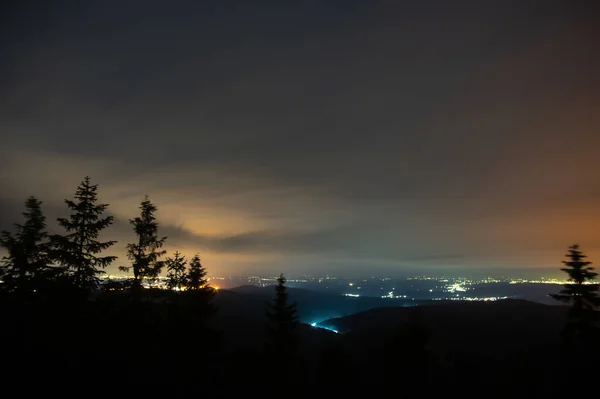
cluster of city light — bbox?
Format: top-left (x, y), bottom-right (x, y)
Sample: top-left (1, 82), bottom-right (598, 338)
top-left (509, 278), bottom-right (598, 285)
top-left (479, 278), bottom-right (504, 283)
top-left (406, 275), bottom-right (600, 287)
top-left (405, 275), bottom-right (569, 285)
top-left (407, 276), bottom-right (439, 281)
top-left (94, 273), bottom-right (595, 294)
top-left (432, 296), bottom-right (510, 302)
top-left (99, 276), bottom-right (217, 292)
top-left (99, 273), bottom-right (586, 286)
top-left (445, 283), bottom-right (468, 293)
top-left (381, 292), bottom-right (408, 299)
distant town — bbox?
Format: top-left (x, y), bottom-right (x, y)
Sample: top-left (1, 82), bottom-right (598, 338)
top-left (98, 273), bottom-right (571, 305)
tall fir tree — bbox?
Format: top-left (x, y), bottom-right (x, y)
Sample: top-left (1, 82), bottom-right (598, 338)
top-left (122, 196), bottom-right (167, 287)
top-left (166, 251), bottom-right (187, 290)
top-left (551, 244), bottom-right (600, 342)
top-left (265, 273), bottom-right (299, 358)
top-left (51, 177), bottom-right (117, 292)
top-left (186, 254), bottom-right (208, 290)
top-left (0, 196), bottom-right (50, 295)
top-left (183, 253), bottom-right (216, 324)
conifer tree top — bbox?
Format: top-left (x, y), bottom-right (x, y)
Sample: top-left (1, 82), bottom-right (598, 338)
top-left (52, 176), bottom-right (117, 292)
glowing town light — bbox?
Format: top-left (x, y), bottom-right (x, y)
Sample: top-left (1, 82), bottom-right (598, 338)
top-left (447, 283), bottom-right (467, 293)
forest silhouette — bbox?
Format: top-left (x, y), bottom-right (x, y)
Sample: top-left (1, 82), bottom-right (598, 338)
top-left (1, 177), bottom-right (599, 397)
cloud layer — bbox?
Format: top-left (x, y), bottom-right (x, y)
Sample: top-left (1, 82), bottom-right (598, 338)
top-left (2, 1), bottom-right (600, 276)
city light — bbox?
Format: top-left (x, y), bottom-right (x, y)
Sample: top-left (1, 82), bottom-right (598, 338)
top-left (446, 283), bottom-right (467, 293)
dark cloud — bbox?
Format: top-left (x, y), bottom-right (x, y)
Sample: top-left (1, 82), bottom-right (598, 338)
top-left (143, 221), bottom-right (469, 269)
top-left (1, 0), bottom-right (600, 276)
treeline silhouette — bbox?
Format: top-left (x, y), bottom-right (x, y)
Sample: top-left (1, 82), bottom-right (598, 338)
top-left (1, 177), bottom-right (599, 397)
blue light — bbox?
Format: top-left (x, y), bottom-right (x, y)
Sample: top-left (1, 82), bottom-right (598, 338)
top-left (320, 326), bottom-right (338, 334)
top-left (308, 320), bottom-right (339, 334)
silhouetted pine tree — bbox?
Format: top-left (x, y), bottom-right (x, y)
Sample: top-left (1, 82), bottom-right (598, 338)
top-left (186, 254), bottom-right (208, 290)
top-left (166, 251), bottom-right (187, 290)
top-left (182, 253), bottom-right (216, 323)
top-left (265, 273), bottom-right (299, 357)
top-left (122, 196), bottom-right (166, 288)
top-left (0, 197), bottom-right (50, 296)
top-left (51, 177), bottom-right (117, 293)
top-left (551, 244), bottom-right (600, 342)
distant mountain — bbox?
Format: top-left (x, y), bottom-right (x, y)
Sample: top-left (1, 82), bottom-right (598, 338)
top-left (209, 285), bottom-right (416, 354)
top-left (225, 285), bottom-right (416, 323)
top-left (227, 285), bottom-right (265, 294)
top-left (210, 286), bottom-right (571, 361)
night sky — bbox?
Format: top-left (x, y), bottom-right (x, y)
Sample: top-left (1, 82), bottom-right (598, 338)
top-left (1, 1), bottom-right (599, 277)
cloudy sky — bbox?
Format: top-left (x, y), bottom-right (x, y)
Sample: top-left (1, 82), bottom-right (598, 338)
top-left (1, 0), bottom-right (599, 277)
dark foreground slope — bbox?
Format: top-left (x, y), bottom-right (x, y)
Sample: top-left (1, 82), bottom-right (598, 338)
top-left (1, 290), bottom-right (593, 397)
top-left (320, 299), bottom-right (568, 356)
top-left (209, 288), bottom-right (338, 357)
top-left (310, 299), bottom-right (592, 398)
top-left (201, 293), bottom-right (588, 397)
